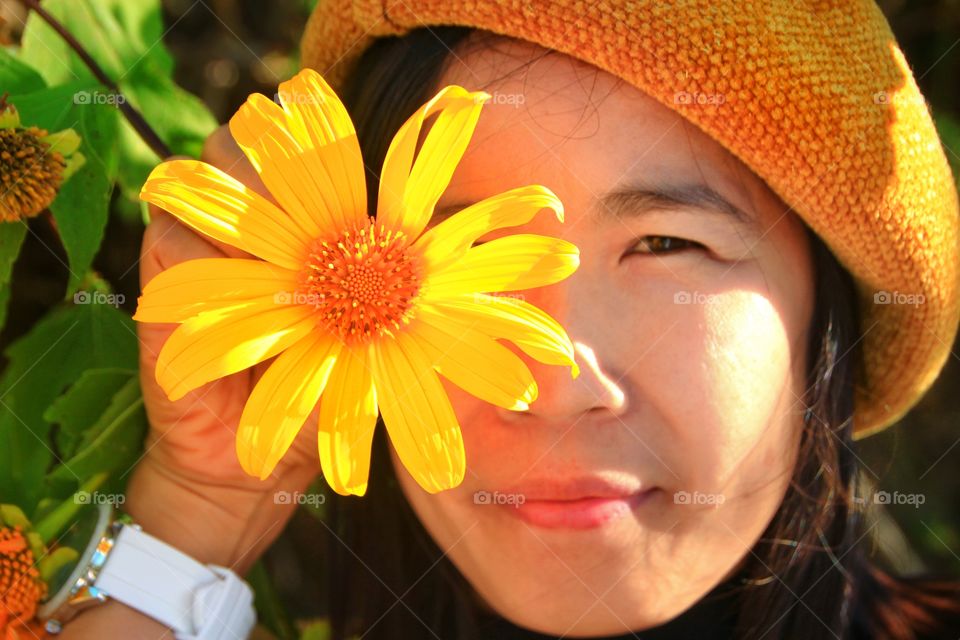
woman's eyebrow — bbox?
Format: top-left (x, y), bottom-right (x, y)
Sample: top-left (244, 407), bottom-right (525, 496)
top-left (432, 182), bottom-right (759, 235)
top-left (598, 181), bottom-right (757, 230)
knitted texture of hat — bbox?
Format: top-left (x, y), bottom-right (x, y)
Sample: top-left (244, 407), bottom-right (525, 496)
top-left (301, 0), bottom-right (960, 439)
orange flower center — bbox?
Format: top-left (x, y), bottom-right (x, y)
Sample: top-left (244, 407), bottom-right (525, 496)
top-left (298, 217), bottom-right (423, 345)
top-left (0, 526), bottom-right (47, 633)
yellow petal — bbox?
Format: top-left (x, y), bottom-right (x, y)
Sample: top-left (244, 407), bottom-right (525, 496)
top-left (140, 160), bottom-right (309, 270)
top-left (422, 233), bottom-right (580, 300)
top-left (134, 258), bottom-right (297, 323)
top-left (280, 69), bottom-right (368, 231)
top-left (156, 300), bottom-right (318, 401)
top-left (370, 332), bottom-right (465, 494)
top-left (426, 294), bottom-right (580, 379)
top-left (236, 330), bottom-right (341, 480)
top-left (378, 86), bottom-right (489, 240)
top-left (230, 70), bottom-right (367, 237)
top-left (413, 185), bottom-right (564, 273)
top-left (318, 345), bottom-right (379, 496)
top-left (411, 309), bottom-right (537, 410)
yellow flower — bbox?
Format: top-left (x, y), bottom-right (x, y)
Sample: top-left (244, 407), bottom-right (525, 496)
top-left (134, 69), bottom-right (580, 496)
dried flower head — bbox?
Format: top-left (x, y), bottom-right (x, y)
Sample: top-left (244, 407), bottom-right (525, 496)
top-left (0, 94), bottom-right (84, 223)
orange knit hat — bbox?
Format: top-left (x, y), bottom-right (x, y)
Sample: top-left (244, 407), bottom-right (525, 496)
top-left (300, 0), bottom-right (960, 439)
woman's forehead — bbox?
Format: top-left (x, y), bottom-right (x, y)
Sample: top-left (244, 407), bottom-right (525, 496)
top-left (435, 37), bottom-right (785, 232)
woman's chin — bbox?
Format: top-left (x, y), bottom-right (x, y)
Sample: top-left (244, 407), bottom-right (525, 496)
top-left (476, 585), bottom-right (696, 639)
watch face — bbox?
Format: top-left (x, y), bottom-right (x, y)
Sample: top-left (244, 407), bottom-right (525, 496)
top-left (43, 501), bottom-right (110, 599)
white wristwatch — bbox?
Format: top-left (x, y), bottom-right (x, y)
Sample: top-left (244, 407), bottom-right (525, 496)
top-left (38, 502), bottom-right (256, 639)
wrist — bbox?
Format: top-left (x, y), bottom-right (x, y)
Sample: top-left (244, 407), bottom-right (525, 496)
top-left (44, 503), bottom-right (257, 639)
top-left (124, 455), bottom-right (317, 573)
top-left (56, 599), bottom-right (171, 639)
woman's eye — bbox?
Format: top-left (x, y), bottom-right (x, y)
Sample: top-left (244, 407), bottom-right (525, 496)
top-left (629, 235), bottom-right (703, 255)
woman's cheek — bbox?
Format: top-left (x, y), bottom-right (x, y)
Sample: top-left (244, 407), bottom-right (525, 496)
top-left (695, 289), bottom-right (801, 502)
top-left (638, 288), bottom-right (801, 581)
top-left (705, 291), bottom-right (792, 433)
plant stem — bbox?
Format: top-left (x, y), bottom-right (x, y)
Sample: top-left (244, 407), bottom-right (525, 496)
top-left (20, 0), bottom-right (173, 158)
top-left (34, 472), bottom-right (108, 544)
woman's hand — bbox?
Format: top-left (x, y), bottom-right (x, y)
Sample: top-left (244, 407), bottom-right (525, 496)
top-left (125, 124), bottom-right (322, 573)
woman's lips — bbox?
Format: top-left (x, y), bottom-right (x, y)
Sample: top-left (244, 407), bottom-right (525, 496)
top-left (505, 490), bottom-right (656, 529)
top-left (488, 476), bottom-right (657, 530)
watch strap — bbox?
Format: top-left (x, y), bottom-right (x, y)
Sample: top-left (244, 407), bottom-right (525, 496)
top-left (94, 524), bottom-right (255, 639)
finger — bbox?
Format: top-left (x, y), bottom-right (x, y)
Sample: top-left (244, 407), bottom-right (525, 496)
top-left (144, 150), bottom-right (253, 261)
top-left (135, 213), bottom-right (240, 413)
top-left (135, 128), bottom-right (285, 434)
top-left (139, 209), bottom-right (231, 289)
top-left (201, 124), bottom-right (273, 203)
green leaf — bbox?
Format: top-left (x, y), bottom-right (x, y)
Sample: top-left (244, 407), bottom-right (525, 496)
top-left (0, 301), bottom-right (138, 511)
top-left (38, 546), bottom-right (79, 584)
top-left (300, 621), bottom-right (333, 640)
top-left (0, 48), bottom-right (46, 93)
top-left (6, 81), bottom-right (92, 131)
top-left (44, 367), bottom-right (134, 457)
top-left (935, 112), bottom-right (960, 187)
top-left (0, 504), bottom-right (31, 529)
top-left (8, 81), bottom-right (120, 293)
top-left (33, 472), bottom-right (107, 543)
top-left (0, 284), bottom-right (11, 330)
top-left (110, 190), bottom-right (146, 225)
top-left (121, 76), bottom-right (217, 198)
top-left (49, 103), bottom-right (119, 293)
top-left (248, 560), bottom-right (299, 640)
top-left (0, 220), bottom-right (25, 333)
top-left (20, 0), bottom-right (173, 85)
top-left (20, 0), bottom-right (218, 199)
top-left (48, 375), bottom-right (147, 485)
top-left (0, 223), bottom-right (27, 283)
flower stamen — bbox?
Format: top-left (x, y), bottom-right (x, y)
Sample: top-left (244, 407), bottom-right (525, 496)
top-left (0, 525), bottom-right (46, 636)
top-left (299, 217), bottom-right (423, 345)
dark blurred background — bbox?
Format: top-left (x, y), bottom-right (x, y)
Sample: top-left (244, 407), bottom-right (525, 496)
top-left (1, 0), bottom-right (958, 623)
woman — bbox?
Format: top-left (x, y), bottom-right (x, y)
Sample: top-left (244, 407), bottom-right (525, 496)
top-left (60, 1), bottom-right (960, 639)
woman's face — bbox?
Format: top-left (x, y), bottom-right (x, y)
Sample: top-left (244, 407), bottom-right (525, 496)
top-left (388, 37), bottom-right (814, 635)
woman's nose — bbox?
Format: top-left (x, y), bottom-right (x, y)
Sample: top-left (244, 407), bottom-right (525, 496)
top-left (495, 281), bottom-right (629, 426)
